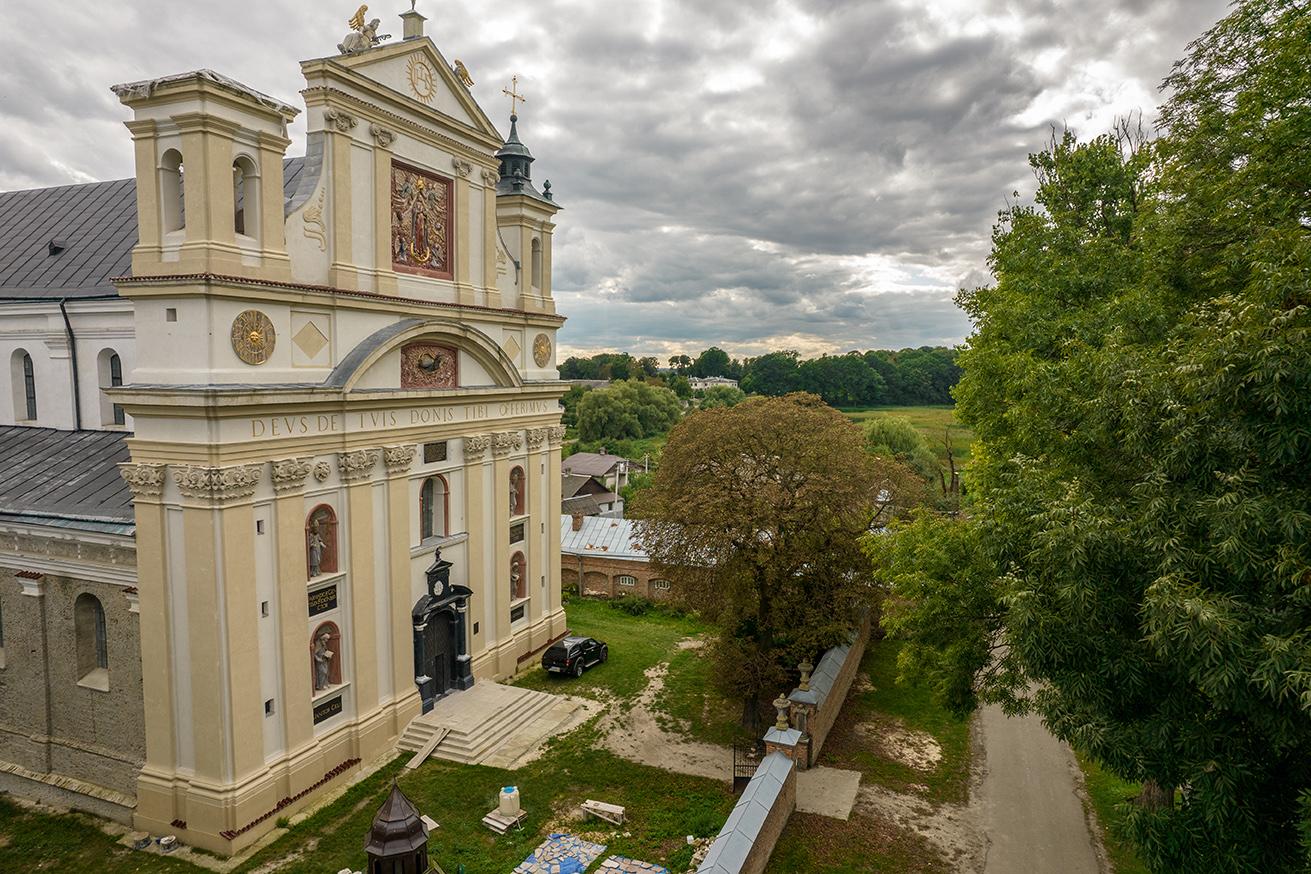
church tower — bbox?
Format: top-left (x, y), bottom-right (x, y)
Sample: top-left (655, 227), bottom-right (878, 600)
top-left (107, 9), bottom-right (569, 855)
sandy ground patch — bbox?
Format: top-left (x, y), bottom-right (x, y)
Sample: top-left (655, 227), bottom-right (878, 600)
top-left (675, 637), bottom-right (706, 651)
top-left (856, 783), bottom-right (984, 871)
top-left (598, 663), bottom-right (730, 780)
top-left (857, 720), bottom-right (943, 771)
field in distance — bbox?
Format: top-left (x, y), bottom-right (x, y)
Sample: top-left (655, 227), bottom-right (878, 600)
top-left (841, 404), bottom-right (974, 468)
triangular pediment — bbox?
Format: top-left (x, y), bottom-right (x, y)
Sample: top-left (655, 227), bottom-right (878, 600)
top-left (335, 39), bottom-right (501, 144)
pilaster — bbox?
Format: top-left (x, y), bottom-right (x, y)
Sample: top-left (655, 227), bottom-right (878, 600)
top-left (370, 124), bottom-right (399, 295)
top-left (452, 158), bottom-right (475, 305)
top-left (270, 457), bottom-right (315, 769)
top-left (326, 109), bottom-right (359, 290)
top-left (462, 435), bottom-right (491, 658)
top-left (382, 445), bottom-right (417, 700)
top-left (481, 170), bottom-right (499, 301)
top-left (338, 450), bottom-right (379, 713)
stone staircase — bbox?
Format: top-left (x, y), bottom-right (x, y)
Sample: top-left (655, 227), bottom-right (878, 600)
top-left (397, 682), bottom-right (591, 767)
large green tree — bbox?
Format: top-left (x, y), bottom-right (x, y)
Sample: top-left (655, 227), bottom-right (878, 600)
top-left (878, 2), bottom-right (1311, 869)
top-left (637, 394), bottom-right (878, 731)
top-left (575, 380), bottom-right (682, 443)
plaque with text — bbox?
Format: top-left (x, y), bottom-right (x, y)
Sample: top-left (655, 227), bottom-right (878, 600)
top-left (313, 694), bottom-right (343, 725)
top-left (308, 585), bottom-right (338, 617)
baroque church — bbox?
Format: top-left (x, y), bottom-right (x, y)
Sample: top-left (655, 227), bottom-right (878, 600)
top-left (0, 6), bottom-right (566, 854)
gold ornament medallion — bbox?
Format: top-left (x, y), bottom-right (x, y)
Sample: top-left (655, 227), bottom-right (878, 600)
top-left (532, 333), bottom-right (552, 367)
top-left (231, 310), bottom-right (276, 365)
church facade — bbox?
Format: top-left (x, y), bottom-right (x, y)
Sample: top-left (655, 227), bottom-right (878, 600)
top-left (0, 8), bottom-right (566, 855)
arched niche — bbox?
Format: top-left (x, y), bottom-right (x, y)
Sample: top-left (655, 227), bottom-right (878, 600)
top-left (510, 552), bottom-right (527, 601)
top-left (510, 466), bottom-right (526, 516)
top-left (420, 475), bottom-right (449, 541)
top-left (306, 504), bottom-right (339, 579)
top-left (310, 621), bottom-right (343, 692)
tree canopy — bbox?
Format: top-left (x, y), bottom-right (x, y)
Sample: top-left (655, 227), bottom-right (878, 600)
top-left (877, 1), bottom-right (1311, 868)
top-left (636, 394), bottom-right (878, 730)
top-left (575, 380), bottom-right (682, 443)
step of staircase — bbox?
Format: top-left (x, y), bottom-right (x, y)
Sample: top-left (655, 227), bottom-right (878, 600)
top-left (396, 683), bottom-right (579, 766)
top-left (479, 697), bottom-right (591, 769)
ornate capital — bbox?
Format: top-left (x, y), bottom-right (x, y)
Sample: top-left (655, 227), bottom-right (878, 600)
top-left (547, 425), bottom-right (567, 447)
top-left (464, 434), bottom-right (491, 462)
top-left (370, 123), bottom-right (396, 148)
top-left (525, 428), bottom-right (549, 451)
top-left (383, 444), bottom-right (417, 475)
top-left (324, 108), bottom-right (357, 133)
top-left (271, 457), bottom-right (314, 494)
top-left (492, 431), bottom-right (523, 458)
top-left (482, 169), bottom-right (500, 187)
top-left (173, 464), bottom-right (263, 503)
top-left (337, 449), bottom-right (379, 484)
top-left (119, 463), bottom-right (166, 498)
top-left (451, 157), bottom-right (473, 177)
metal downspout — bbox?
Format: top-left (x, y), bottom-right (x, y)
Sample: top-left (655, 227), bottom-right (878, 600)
top-left (57, 298), bottom-right (83, 431)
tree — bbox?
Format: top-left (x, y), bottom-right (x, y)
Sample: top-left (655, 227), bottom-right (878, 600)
top-left (691, 346), bottom-right (732, 378)
top-left (741, 351), bottom-right (801, 396)
top-left (864, 416), bottom-right (940, 485)
top-left (878, 2), bottom-right (1311, 868)
top-left (560, 385), bottom-right (589, 428)
top-left (667, 374), bottom-right (692, 399)
top-left (637, 356), bottom-right (660, 378)
top-left (668, 354), bottom-right (693, 376)
top-left (636, 394), bottom-right (878, 732)
top-left (575, 380), bottom-right (682, 443)
top-left (697, 385), bottom-right (746, 409)
top-left (798, 353), bottom-right (885, 407)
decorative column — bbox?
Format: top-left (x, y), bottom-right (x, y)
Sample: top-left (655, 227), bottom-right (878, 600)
top-left (338, 449), bottom-right (380, 722)
top-left (451, 157), bottom-right (475, 305)
top-left (381, 444), bottom-right (419, 719)
top-left (481, 170), bottom-right (501, 306)
top-left (270, 456), bottom-right (316, 781)
top-left (525, 428), bottom-right (548, 627)
top-left (462, 434), bottom-right (491, 665)
top-left (325, 108), bottom-right (359, 290)
top-left (491, 431), bottom-right (522, 673)
top-left (546, 426), bottom-right (566, 632)
top-left (370, 124), bottom-right (398, 295)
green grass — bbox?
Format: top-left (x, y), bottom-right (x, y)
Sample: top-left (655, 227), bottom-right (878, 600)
top-left (766, 639), bottom-right (973, 874)
top-left (0, 795), bottom-right (201, 873)
top-left (1076, 752), bottom-right (1150, 874)
top-left (654, 638), bottom-right (745, 747)
top-left (841, 405), bottom-right (974, 468)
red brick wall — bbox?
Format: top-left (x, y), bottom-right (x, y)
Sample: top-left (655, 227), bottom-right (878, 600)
top-left (560, 554), bottom-right (672, 602)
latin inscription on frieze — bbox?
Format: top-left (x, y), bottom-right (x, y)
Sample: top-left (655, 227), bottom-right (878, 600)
top-left (247, 400), bottom-right (557, 440)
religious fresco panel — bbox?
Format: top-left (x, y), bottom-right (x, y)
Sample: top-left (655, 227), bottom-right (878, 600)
top-left (391, 162), bottom-right (454, 279)
top-left (401, 342), bottom-right (459, 389)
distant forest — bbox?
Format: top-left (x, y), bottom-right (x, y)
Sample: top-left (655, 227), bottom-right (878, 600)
top-left (558, 346), bottom-right (961, 407)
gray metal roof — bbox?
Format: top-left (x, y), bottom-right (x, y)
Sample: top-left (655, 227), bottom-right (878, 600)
top-left (0, 426), bottom-right (133, 526)
top-left (0, 158), bottom-right (305, 301)
top-left (559, 514), bottom-right (648, 561)
top-left (561, 452), bottom-right (625, 478)
top-left (697, 752), bottom-right (795, 874)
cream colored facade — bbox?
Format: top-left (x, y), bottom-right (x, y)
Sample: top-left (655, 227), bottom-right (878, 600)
top-left (101, 19), bottom-right (566, 854)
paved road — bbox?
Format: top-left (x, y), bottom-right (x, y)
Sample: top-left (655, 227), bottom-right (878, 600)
top-left (978, 703), bottom-right (1102, 873)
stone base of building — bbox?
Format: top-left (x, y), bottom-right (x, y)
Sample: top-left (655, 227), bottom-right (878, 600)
top-left (0, 760), bottom-right (137, 826)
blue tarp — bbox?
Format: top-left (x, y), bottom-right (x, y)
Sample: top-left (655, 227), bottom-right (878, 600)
top-left (512, 833), bottom-right (607, 874)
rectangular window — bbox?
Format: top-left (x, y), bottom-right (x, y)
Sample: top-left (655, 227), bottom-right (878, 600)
top-left (165, 308), bottom-right (178, 322)
top-left (423, 441), bottom-right (448, 463)
top-left (94, 606), bottom-right (108, 670)
top-left (617, 575), bottom-right (637, 588)
top-left (22, 355), bottom-right (37, 421)
top-left (0, 596), bottom-right (5, 649)
top-left (510, 522), bottom-right (525, 543)
top-left (653, 579), bottom-right (671, 591)
top-left (264, 698), bottom-right (275, 717)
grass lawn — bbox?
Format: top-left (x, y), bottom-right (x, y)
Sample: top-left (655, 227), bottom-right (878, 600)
top-left (1076, 752), bottom-right (1150, 874)
top-left (766, 640), bottom-right (974, 874)
top-left (841, 405), bottom-right (974, 468)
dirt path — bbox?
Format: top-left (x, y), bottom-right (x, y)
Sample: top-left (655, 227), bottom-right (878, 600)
top-left (597, 663), bottom-right (731, 780)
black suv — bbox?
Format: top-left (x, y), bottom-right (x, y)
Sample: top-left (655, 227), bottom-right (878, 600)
top-left (541, 636), bottom-right (608, 677)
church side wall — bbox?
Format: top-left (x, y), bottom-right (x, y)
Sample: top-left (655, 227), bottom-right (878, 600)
top-left (0, 536), bottom-right (144, 815)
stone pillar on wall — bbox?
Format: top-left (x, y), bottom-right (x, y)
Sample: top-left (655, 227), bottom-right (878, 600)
top-left (451, 158), bottom-right (476, 305)
top-left (369, 124), bottom-right (399, 295)
top-left (491, 430), bottom-right (522, 674)
top-left (480, 170), bottom-right (500, 305)
top-left (762, 693), bottom-right (807, 767)
top-left (381, 446), bottom-right (418, 719)
top-left (325, 108), bottom-right (359, 290)
top-left (338, 450), bottom-right (379, 723)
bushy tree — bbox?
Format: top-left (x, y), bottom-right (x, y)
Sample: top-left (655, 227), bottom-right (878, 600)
top-left (697, 385), bottom-right (746, 409)
top-left (691, 346), bottom-right (732, 378)
top-left (560, 384), bottom-right (589, 428)
top-left (878, 2), bottom-right (1311, 869)
top-left (636, 394), bottom-right (878, 731)
top-left (741, 350), bottom-right (801, 396)
top-left (575, 380), bottom-right (682, 443)
top-left (798, 353), bottom-right (885, 407)
top-left (864, 416), bottom-right (941, 484)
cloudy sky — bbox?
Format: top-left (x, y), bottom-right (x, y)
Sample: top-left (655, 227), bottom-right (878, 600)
top-left (2, 0), bottom-right (1230, 360)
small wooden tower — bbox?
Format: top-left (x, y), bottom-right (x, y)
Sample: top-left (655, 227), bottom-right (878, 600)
top-left (365, 783), bottom-right (433, 874)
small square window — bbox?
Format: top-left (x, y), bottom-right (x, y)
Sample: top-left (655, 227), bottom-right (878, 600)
top-left (256, 519), bottom-right (265, 535)
top-left (423, 441), bottom-right (448, 463)
top-left (472, 621), bottom-right (479, 635)
top-left (264, 698), bottom-right (275, 716)
top-left (165, 308), bottom-right (178, 322)
top-left (260, 601), bottom-right (270, 618)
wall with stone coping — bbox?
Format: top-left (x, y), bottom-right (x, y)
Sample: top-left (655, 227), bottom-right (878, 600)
top-left (696, 751), bottom-right (796, 874)
top-left (791, 610), bottom-right (872, 767)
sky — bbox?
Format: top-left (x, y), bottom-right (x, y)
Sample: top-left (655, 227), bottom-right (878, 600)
top-left (1, 0), bottom-right (1231, 361)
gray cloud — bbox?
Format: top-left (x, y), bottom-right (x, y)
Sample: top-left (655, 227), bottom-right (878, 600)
top-left (1, 0), bottom-right (1231, 357)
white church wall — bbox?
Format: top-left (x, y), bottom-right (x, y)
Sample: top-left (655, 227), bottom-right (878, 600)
top-left (253, 501), bottom-right (286, 762)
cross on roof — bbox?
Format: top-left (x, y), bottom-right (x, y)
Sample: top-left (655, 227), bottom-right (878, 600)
top-left (502, 74), bottom-right (527, 117)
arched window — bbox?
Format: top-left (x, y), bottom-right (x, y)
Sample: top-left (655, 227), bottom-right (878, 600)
top-left (616, 575), bottom-right (637, 588)
top-left (159, 149), bottom-right (185, 234)
top-left (98, 349), bottom-right (124, 426)
top-left (74, 593), bottom-right (108, 683)
top-left (652, 579), bottom-right (671, 592)
top-left (530, 237), bottom-right (542, 288)
top-left (419, 475), bottom-right (448, 541)
top-left (509, 466), bottom-right (526, 516)
top-left (232, 155), bottom-right (260, 239)
top-left (510, 552), bottom-right (527, 601)
top-left (11, 350), bottom-right (36, 421)
top-left (310, 621), bottom-right (343, 692)
top-left (306, 505), bottom-right (339, 579)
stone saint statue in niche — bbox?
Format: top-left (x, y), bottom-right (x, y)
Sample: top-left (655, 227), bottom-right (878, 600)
top-left (313, 630), bottom-right (335, 691)
top-left (308, 523), bottom-right (326, 579)
top-left (510, 562), bottom-right (521, 600)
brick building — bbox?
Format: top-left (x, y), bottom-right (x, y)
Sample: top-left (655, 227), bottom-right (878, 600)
top-left (559, 514), bottom-right (670, 601)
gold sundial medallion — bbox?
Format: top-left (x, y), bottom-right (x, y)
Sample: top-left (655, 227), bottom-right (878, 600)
top-left (231, 310), bottom-right (276, 365)
top-left (532, 333), bottom-right (552, 367)
top-left (407, 56), bottom-right (437, 104)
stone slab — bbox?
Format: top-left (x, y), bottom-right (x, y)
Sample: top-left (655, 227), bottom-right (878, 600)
top-left (795, 766), bottom-right (861, 820)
